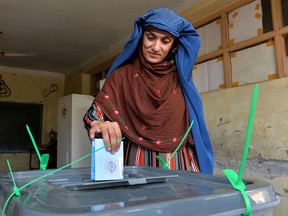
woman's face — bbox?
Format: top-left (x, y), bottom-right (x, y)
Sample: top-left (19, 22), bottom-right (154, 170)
top-left (142, 28), bottom-right (175, 64)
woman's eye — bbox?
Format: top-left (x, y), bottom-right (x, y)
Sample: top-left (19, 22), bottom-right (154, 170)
top-left (162, 40), bottom-right (171, 45)
top-left (147, 35), bottom-right (154, 40)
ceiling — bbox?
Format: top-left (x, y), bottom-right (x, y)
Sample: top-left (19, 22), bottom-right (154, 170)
top-left (0, 0), bottom-right (235, 76)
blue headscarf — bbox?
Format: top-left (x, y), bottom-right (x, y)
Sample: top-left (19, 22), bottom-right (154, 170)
top-left (107, 7), bottom-right (214, 174)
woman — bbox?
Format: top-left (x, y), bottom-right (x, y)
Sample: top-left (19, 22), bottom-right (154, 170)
top-left (84, 7), bottom-right (214, 174)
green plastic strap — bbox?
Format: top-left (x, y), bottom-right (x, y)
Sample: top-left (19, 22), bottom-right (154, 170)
top-left (156, 120), bottom-right (194, 169)
top-left (223, 169), bottom-right (251, 216)
top-left (2, 137), bottom-right (125, 216)
top-left (166, 179), bottom-right (185, 199)
top-left (40, 154), bottom-right (50, 170)
top-left (6, 160), bottom-right (21, 197)
top-left (240, 188), bottom-right (251, 216)
top-left (237, 84), bottom-right (258, 185)
top-left (223, 84), bottom-right (258, 216)
top-left (26, 124), bottom-right (49, 170)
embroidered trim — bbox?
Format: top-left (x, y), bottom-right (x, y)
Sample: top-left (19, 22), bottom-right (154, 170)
top-left (101, 91), bottom-right (186, 145)
top-left (83, 102), bottom-right (104, 128)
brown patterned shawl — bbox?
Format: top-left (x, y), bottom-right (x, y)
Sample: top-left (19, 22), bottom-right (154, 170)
top-left (95, 50), bottom-right (193, 152)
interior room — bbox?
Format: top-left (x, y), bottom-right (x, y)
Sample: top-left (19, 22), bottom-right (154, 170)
top-left (0, 0), bottom-right (287, 215)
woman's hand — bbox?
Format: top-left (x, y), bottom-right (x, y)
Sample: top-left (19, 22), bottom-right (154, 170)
top-left (89, 120), bottom-right (122, 154)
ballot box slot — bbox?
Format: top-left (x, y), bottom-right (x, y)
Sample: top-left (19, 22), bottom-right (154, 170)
top-left (48, 174), bottom-right (178, 190)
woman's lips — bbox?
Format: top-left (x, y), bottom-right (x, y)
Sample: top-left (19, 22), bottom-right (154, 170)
top-left (148, 52), bottom-right (161, 57)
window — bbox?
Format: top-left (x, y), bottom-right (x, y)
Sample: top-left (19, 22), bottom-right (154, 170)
top-left (231, 41), bottom-right (277, 86)
top-left (228, 0), bottom-right (272, 45)
top-left (285, 34), bottom-right (288, 73)
top-left (193, 58), bottom-right (224, 92)
top-left (261, 0), bottom-right (273, 33)
top-left (197, 19), bottom-right (222, 56)
top-left (192, 0), bottom-right (288, 93)
top-left (229, 0), bottom-right (263, 45)
top-left (281, 0), bottom-right (288, 26)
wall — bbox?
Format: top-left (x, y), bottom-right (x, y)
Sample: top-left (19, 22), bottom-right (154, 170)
top-left (0, 68), bottom-right (64, 171)
top-left (202, 77), bottom-right (288, 215)
top-left (64, 72), bottom-right (90, 95)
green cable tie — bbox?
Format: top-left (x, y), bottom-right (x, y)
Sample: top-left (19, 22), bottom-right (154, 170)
top-left (156, 120), bottom-right (194, 169)
top-left (6, 160), bottom-right (21, 197)
top-left (166, 179), bottom-right (185, 199)
top-left (26, 124), bottom-right (50, 170)
top-left (2, 137), bottom-right (125, 216)
top-left (18, 137), bottom-right (125, 191)
top-left (223, 84), bottom-right (258, 216)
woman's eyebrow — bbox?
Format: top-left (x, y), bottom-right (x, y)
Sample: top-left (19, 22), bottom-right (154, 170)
top-left (145, 31), bottom-right (173, 39)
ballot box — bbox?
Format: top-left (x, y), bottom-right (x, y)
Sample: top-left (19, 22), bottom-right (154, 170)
top-left (0, 166), bottom-right (279, 215)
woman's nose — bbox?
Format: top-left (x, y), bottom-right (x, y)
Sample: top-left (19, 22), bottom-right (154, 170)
top-left (152, 40), bottom-right (161, 51)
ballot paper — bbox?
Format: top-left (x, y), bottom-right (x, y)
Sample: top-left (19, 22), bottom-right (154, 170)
top-left (91, 139), bottom-right (124, 181)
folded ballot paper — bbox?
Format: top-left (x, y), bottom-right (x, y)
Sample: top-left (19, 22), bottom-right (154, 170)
top-left (91, 139), bottom-right (124, 181)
